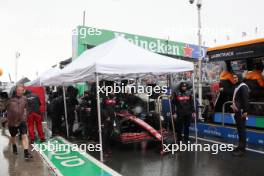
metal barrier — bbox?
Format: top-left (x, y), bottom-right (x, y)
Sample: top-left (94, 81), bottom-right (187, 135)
top-left (221, 101), bottom-right (233, 126)
top-left (221, 101), bottom-right (264, 126)
top-left (156, 95), bottom-right (177, 154)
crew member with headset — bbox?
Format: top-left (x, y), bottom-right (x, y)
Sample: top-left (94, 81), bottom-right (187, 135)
top-left (102, 92), bottom-right (117, 157)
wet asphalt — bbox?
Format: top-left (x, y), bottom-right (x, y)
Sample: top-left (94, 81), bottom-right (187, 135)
top-left (103, 141), bottom-right (264, 176)
top-left (0, 129), bottom-right (51, 176)
top-left (0, 127), bottom-right (263, 176)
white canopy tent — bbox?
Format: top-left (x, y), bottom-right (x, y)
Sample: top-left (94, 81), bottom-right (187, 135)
top-left (43, 37), bottom-right (194, 85)
top-left (26, 67), bottom-right (61, 86)
top-left (42, 37), bottom-right (196, 162)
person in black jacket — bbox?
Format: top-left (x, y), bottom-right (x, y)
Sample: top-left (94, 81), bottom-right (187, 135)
top-left (172, 82), bottom-right (195, 142)
top-left (0, 92), bottom-right (8, 128)
top-left (78, 91), bottom-right (96, 139)
top-left (231, 74), bottom-right (250, 157)
top-left (66, 86), bottom-right (79, 137)
top-left (215, 61), bottom-right (236, 112)
top-left (50, 87), bottom-right (64, 136)
top-left (102, 92), bottom-right (117, 157)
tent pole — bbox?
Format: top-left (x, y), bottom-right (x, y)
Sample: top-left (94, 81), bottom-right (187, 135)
top-left (168, 74), bottom-right (173, 88)
top-left (192, 71), bottom-right (198, 144)
top-left (43, 85), bottom-right (48, 123)
top-left (96, 73), bottom-right (104, 162)
top-left (62, 86), bottom-right (69, 138)
top-left (135, 77), bottom-right (139, 94)
top-left (167, 75), bottom-right (169, 87)
top-left (42, 85), bottom-right (49, 139)
top-left (42, 84), bottom-right (47, 122)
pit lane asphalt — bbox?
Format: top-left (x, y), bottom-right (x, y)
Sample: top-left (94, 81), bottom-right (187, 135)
top-left (83, 137), bottom-right (264, 176)
top-left (0, 128), bottom-right (51, 176)
top-left (1, 126), bottom-right (263, 176)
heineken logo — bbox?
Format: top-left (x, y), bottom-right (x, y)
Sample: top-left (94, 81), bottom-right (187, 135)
top-left (114, 32), bottom-right (181, 56)
top-left (183, 44), bottom-right (193, 57)
top-left (74, 26), bottom-right (205, 59)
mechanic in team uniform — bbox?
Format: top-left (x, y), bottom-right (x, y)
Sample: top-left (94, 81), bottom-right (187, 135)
top-left (102, 92), bottom-right (117, 157)
top-left (24, 90), bottom-right (46, 143)
top-left (171, 82), bottom-right (195, 142)
top-left (49, 87), bottom-right (64, 136)
top-left (78, 90), bottom-right (96, 139)
top-left (66, 86), bottom-right (79, 137)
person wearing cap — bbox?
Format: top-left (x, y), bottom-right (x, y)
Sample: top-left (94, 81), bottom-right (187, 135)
top-left (231, 74), bottom-right (250, 157)
top-left (78, 90), bottom-right (96, 139)
top-left (24, 90), bottom-right (46, 143)
top-left (171, 82), bottom-right (195, 142)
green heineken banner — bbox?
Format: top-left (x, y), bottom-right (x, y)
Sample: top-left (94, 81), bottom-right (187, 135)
top-left (72, 26), bottom-right (207, 60)
top-left (35, 137), bottom-right (122, 176)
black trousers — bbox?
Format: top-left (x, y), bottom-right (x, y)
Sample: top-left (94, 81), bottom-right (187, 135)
top-left (67, 113), bottom-right (75, 136)
top-left (80, 115), bottom-right (94, 138)
top-left (102, 121), bottom-right (113, 151)
top-left (51, 114), bottom-right (62, 135)
top-left (234, 111), bottom-right (246, 150)
top-left (175, 115), bottom-right (191, 141)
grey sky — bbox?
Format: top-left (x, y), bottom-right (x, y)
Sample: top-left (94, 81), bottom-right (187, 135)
top-left (0, 0), bottom-right (263, 82)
